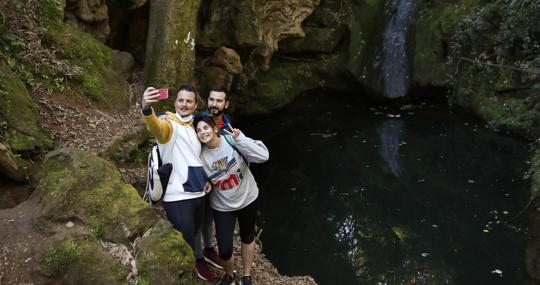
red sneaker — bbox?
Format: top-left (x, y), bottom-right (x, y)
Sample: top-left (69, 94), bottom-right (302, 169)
top-left (203, 247), bottom-right (224, 269)
top-left (195, 259), bottom-right (214, 281)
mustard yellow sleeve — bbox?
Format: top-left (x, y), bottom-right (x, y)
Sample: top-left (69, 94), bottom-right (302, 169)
top-left (142, 108), bottom-right (173, 144)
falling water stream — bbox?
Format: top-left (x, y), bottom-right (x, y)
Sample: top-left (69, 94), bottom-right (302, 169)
top-left (242, 90), bottom-right (531, 285)
top-left (382, 0), bottom-right (415, 98)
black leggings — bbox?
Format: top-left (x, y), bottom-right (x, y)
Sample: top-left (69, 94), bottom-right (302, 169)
top-left (163, 196), bottom-right (205, 251)
top-left (213, 199), bottom-right (258, 260)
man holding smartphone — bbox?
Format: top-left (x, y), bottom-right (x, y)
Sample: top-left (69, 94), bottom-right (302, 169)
top-left (141, 84), bottom-right (214, 281)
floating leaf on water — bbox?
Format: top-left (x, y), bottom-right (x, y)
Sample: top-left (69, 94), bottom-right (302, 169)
top-left (468, 179), bottom-right (475, 183)
top-left (420, 252), bottom-right (430, 257)
top-left (491, 269), bottom-right (503, 276)
top-left (391, 226), bottom-right (408, 241)
top-left (483, 229), bottom-right (490, 233)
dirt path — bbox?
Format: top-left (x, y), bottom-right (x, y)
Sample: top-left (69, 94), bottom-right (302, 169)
top-left (0, 192), bottom-right (46, 285)
top-left (33, 84), bottom-right (143, 154)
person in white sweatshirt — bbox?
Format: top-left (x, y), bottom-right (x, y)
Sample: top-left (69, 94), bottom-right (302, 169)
top-left (141, 84), bottom-right (211, 276)
top-left (193, 115), bottom-right (269, 285)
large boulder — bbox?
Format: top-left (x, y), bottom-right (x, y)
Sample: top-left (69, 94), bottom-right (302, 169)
top-left (32, 147), bottom-right (197, 284)
top-left (211, 47), bottom-right (243, 75)
top-left (136, 220), bottom-right (195, 284)
top-left (34, 147), bottom-right (158, 243)
top-left (37, 235), bottom-right (129, 285)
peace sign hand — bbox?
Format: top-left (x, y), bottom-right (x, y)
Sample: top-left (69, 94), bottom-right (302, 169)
top-left (223, 123), bottom-right (241, 139)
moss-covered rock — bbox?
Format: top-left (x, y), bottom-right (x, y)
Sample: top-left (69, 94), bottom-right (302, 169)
top-left (39, 235), bottom-right (129, 285)
top-left (0, 62), bottom-right (52, 153)
top-left (101, 122), bottom-right (151, 167)
top-left (137, 220), bottom-right (196, 285)
top-left (344, 0), bottom-right (387, 92)
top-left (39, 0), bottom-right (130, 110)
top-left (413, 0), bottom-right (490, 87)
top-left (235, 58), bottom-right (322, 114)
top-left (34, 147), bottom-right (158, 243)
top-left (452, 63), bottom-right (540, 138)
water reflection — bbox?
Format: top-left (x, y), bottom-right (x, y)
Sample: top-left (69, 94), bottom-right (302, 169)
top-left (243, 92), bottom-right (530, 285)
top-left (377, 119), bottom-right (404, 177)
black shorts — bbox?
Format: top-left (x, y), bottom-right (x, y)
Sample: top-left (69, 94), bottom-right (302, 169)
top-left (213, 199), bottom-right (258, 260)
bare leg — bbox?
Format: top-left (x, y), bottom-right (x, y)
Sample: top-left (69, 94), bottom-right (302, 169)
top-left (241, 241), bottom-right (256, 276)
top-left (222, 256), bottom-right (235, 277)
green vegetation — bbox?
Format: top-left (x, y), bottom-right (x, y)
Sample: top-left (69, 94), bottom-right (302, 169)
top-left (35, 148), bottom-right (158, 243)
top-left (413, 0), bottom-right (540, 137)
top-left (41, 236), bottom-right (129, 284)
top-left (0, 63), bottom-right (52, 153)
top-left (137, 220), bottom-right (196, 285)
top-left (236, 59), bottom-right (321, 114)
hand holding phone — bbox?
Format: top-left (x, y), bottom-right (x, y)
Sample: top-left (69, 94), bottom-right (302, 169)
top-left (158, 88), bottom-right (169, 100)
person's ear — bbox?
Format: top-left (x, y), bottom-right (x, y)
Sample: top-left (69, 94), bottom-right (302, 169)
top-left (225, 100), bottom-right (230, 109)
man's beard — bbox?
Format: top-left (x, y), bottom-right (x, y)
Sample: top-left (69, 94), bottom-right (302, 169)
top-left (209, 107), bottom-right (224, 116)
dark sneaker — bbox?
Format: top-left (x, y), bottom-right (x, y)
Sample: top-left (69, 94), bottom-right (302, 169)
top-left (196, 259), bottom-right (214, 281)
top-left (240, 276), bottom-right (252, 285)
top-left (216, 274), bottom-right (235, 285)
top-left (203, 247), bottom-right (224, 269)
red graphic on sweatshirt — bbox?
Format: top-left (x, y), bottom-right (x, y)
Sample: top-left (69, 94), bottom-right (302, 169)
top-left (213, 173), bottom-right (240, 191)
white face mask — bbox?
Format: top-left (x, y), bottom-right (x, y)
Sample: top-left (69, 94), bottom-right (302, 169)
top-left (176, 113), bottom-right (193, 122)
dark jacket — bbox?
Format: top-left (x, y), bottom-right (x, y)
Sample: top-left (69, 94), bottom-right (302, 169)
top-left (198, 109), bottom-right (233, 135)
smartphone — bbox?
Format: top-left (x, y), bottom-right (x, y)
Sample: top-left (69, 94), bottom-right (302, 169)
top-left (158, 88), bottom-right (169, 100)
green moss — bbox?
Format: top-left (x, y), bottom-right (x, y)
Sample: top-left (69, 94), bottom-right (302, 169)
top-left (36, 148), bottom-right (159, 243)
top-left (345, 0), bottom-right (387, 90)
top-left (0, 63), bottom-right (52, 152)
top-left (41, 236), bottom-right (129, 284)
top-left (37, 0), bottom-right (128, 110)
top-left (236, 59), bottom-right (321, 114)
top-left (451, 62), bottom-right (540, 137)
top-left (137, 220), bottom-right (196, 285)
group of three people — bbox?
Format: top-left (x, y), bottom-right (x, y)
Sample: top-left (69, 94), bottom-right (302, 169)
top-left (141, 84), bottom-right (269, 285)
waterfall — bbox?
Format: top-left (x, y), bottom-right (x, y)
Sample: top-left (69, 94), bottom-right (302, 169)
top-left (382, 0), bottom-right (415, 98)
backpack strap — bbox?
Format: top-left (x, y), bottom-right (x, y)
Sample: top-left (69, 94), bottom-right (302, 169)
top-left (223, 134), bottom-right (249, 167)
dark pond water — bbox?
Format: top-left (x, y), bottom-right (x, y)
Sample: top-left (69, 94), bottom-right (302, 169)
top-left (240, 90), bottom-right (532, 285)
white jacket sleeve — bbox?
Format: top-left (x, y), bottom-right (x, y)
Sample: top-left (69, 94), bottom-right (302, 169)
top-left (234, 132), bottom-right (269, 163)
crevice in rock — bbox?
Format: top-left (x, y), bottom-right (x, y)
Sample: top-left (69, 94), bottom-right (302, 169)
top-left (107, 1), bottom-right (150, 66)
top-left (0, 175), bottom-right (33, 209)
